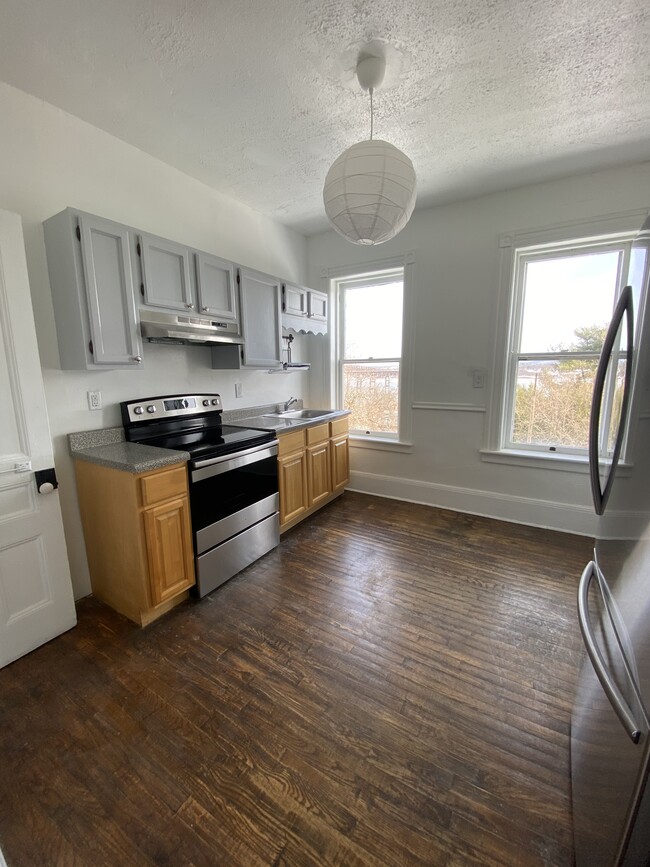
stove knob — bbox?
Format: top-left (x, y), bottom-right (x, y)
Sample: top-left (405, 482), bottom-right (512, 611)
top-left (203, 399), bottom-right (210, 407)
top-left (211, 399), bottom-right (219, 406)
top-left (146, 405), bottom-right (157, 414)
top-left (133, 406), bottom-right (144, 415)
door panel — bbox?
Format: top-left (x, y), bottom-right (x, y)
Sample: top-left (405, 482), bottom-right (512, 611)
top-left (307, 443), bottom-right (331, 507)
top-left (139, 234), bottom-right (194, 312)
top-left (195, 252), bottom-right (238, 323)
top-left (0, 210), bottom-right (76, 668)
top-left (239, 268), bottom-right (282, 367)
top-left (78, 214), bottom-right (142, 365)
top-left (143, 497), bottom-right (194, 605)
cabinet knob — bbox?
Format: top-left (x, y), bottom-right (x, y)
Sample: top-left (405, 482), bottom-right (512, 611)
top-left (133, 355), bottom-right (142, 363)
top-left (201, 306), bottom-right (209, 313)
top-left (185, 303), bottom-right (194, 309)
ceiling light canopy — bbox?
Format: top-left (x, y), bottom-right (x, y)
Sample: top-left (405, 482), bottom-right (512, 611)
top-left (323, 51), bottom-right (417, 246)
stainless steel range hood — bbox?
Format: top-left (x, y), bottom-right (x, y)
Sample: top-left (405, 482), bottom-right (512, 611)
top-left (140, 310), bottom-right (243, 345)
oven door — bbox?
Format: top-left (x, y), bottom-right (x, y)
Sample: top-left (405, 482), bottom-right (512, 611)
top-left (189, 442), bottom-right (279, 596)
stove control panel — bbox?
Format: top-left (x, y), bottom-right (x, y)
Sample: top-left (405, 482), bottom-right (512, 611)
top-left (121, 394), bottom-right (223, 425)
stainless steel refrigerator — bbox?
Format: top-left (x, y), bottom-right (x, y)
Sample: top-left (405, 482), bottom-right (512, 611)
top-left (571, 214), bottom-right (650, 867)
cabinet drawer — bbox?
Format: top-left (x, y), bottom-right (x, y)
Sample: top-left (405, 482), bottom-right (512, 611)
top-left (330, 417), bottom-right (349, 438)
top-left (306, 423), bottom-right (330, 446)
top-left (278, 429), bottom-right (306, 456)
top-left (140, 465), bottom-right (187, 506)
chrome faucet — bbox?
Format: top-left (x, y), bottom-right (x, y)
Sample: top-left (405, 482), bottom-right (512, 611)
top-left (283, 396), bottom-right (298, 412)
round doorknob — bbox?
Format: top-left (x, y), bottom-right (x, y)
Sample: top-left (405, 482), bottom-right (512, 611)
top-left (38, 482), bottom-right (55, 495)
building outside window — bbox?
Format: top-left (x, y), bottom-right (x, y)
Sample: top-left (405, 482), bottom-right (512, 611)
top-left (490, 222), bottom-right (648, 464)
top-left (336, 269), bottom-right (404, 439)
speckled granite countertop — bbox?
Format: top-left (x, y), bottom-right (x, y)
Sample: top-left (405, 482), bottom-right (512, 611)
top-left (67, 404), bottom-right (349, 472)
top-left (68, 427), bottom-right (189, 474)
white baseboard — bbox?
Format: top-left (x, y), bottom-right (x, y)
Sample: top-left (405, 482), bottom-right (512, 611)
top-left (348, 470), bottom-right (600, 536)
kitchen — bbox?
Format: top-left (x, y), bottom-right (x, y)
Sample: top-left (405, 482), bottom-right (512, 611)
top-left (1, 0), bottom-right (650, 864)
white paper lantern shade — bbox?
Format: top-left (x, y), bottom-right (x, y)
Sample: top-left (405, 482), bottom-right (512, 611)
top-left (323, 139), bottom-right (417, 245)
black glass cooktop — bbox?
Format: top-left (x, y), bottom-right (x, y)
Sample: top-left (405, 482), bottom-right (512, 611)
top-left (147, 424), bottom-right (275, 462)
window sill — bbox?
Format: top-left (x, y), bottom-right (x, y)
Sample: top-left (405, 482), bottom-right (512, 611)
top-left (480, 448), bottom-right (632, 476)
top-left (350, 435), bottom-right (413, 454)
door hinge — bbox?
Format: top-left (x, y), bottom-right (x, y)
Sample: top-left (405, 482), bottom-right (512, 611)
top-left (76, 225), bottom-right (81, 241)
top-left (88, 339), bottom-right (94, 356)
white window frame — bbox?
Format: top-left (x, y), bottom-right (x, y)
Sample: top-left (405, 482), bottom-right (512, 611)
top-left (483, 211), bottom-right (649, 471)
top-left (324, 254), bottom-right (415, 451)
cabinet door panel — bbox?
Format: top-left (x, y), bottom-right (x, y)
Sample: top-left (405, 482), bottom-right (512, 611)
top-left (331, 435), bottom-right (350, 492)
top-left (239, 268), bottom-right (282, 367)
top-left (279, 452), bottom-right (308, 525)
top-left (143, 497), bottom-right (195, 605)
top-left (195, 252), bottom-right (238, 323)
top-left (307, 443), bottom-right (331, 507)
top-left (140, 235), bottom-right (193, 312)
top-left (78, 215), bottom-right (142, 366)
top-left (308, 290), bottom-right (328, 321)
top-left (283, 283), bottom-right (308, 316)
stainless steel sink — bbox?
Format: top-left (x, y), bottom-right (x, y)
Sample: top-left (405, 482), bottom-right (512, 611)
top-left (263, 409), bottom-right (334, 420)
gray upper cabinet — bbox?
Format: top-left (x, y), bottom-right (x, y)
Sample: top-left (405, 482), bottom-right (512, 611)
top-left (138, 234), bottom-right (194, 312)
top-left (308, 290), bottom-right (328, 322)
top-left (240, 268), bottom-right (282, 367)
top-left (195, 252), bottom-right (238, 323)
top-left (282, 283), bottom-right (328, 335)
top-left (43, 209), bottom-right (143, 369)
top-left (283, 283), bottom-right (308, 317)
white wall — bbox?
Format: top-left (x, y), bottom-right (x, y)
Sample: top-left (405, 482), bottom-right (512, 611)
top-left (307, 161), bottom-right (650, 537)
top-left (0, 81), bottom-right (310, 599)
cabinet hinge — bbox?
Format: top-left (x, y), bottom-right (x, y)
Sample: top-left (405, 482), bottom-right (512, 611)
top-left (236, 271), bottom-right (240, 285)
top-left (136, 242), bottom-right (141, 257)
top-left (140, 283), bottom-right (145, 297)
top-left (240, 347), bottom-right (244, 361)
top-left (281, 286), bottom-right (286, 312)
top-left (76, 225), bottom-right (81, 241)
top-left (88, 339), bottom-right (94, 356)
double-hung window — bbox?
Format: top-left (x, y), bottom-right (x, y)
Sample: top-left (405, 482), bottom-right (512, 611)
top-left (489, 222), bottom-right (648, 464)
top-left (336, 269), bottom-right (404, 439)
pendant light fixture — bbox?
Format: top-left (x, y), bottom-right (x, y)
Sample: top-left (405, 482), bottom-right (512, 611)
top-left (323, 51), bottom-right (417, 246)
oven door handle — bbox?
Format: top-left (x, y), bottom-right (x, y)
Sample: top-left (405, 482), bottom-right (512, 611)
top-left (191, 441), bottom-right (279, 482)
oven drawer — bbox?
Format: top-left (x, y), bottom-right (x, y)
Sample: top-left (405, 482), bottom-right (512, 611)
top-left (195, 512), bottom-right (280, 597)
top-left (195, 493), bottom-right (279, 554)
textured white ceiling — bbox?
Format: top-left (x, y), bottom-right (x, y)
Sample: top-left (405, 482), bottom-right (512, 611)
top-left (0, 0), bottom-right (649, 235)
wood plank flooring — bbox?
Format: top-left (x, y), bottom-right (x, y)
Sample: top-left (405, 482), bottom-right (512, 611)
top-left (0, 493), bottom-right (592, 866)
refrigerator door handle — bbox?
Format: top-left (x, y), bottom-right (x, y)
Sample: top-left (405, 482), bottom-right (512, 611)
top-left (577, 560), bottom-right (641, 743)
top-left (588, 285), bottom-right (634, 516)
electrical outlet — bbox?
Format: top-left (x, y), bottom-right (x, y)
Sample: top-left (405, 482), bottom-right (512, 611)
top-left (235, 382), bottom-right (243, 398)
top-left (472, 369), bottom-right (486, 389)
top-left (87, 390), bottom-right (102, 410)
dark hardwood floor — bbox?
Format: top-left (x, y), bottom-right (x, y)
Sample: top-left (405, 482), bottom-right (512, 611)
top-left (0, 493), bottom-right (592, 866)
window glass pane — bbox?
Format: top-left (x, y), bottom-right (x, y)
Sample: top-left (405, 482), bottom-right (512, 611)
top-left (520, 252), bottom-right (620, 353)
top-left (605, 356), bottom-right (627, 454)
top-left (511, 358), bottom-right (598, 449)
top-left (342, 362), bottom-right (400, 433)
top-left (344, 281), bottom-right (403, 358)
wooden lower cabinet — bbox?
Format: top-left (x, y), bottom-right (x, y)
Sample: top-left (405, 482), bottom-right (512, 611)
top-left (278, 449), bottom-right (309, 524)
top-left (74, 460), bottom-right (195, 626)
top-left (278, 417), bottom-right (349, 532)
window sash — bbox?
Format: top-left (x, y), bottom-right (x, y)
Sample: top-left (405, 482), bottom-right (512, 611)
top-left (503, 240), bottom-right (633, 458)
top-left (337, 269), bottom-right (404, 439)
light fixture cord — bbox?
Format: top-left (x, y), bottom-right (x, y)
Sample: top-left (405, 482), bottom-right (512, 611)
top-left (369, 87), bottom-right (374, 140)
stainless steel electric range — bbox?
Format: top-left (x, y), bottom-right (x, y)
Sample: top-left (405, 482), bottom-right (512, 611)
top-left (121, 393), bottom-right (279, 598)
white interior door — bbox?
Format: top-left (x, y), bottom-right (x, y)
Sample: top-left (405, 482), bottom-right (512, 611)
top-left (0, 209), bottom-right (76, 668)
